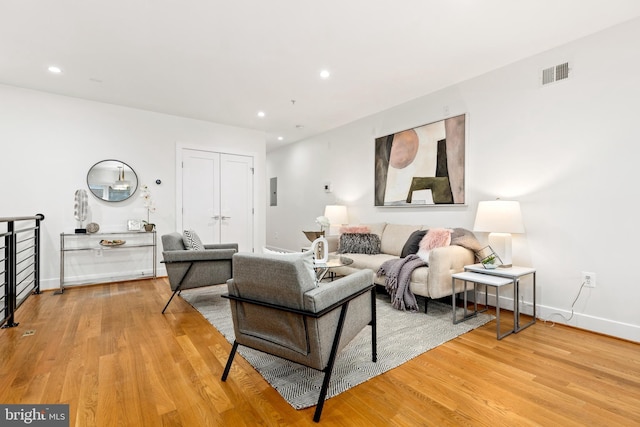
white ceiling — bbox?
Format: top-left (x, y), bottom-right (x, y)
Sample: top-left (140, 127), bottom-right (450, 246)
top-left (2, 1), bottom-right (640, 151)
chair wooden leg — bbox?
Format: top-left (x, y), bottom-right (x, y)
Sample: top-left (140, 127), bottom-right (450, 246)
top-left (221, 341), bottom-right (239, 381)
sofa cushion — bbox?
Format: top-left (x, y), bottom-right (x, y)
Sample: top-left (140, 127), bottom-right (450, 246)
top-left (338, 233), bottom-right (381, 255)
top-left (360, 222), bottom-right (387, 238)
top-left (183, 229), bottom-right (204, 250)
top-left (450, 228), bottom-right (484, 252)
top-left (400, 229), bottom-right (428, 258)
top-left (417, 228), bottom-right (452, 262)
top-left (342, 253), bottom-right (397, 272)
top-left (339, 225), bottom-right (370, 234)
top-left (380, 224), bottom-right (423, 256)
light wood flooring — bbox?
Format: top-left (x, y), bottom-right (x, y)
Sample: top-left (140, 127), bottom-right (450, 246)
top-left (1, 278), bottom-right (639, 426)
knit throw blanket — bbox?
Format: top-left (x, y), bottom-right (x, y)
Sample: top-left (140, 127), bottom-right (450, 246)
top-left (377, 254), bottom-right (427, 312)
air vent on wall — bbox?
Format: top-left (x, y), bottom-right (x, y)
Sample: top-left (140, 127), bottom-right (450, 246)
top-left (542, 62), bottom-right (570, 86)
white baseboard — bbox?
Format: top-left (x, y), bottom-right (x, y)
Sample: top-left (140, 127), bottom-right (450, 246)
top-left (472, 290), bottom-right (640, 343)
top-left (38, 266), bottom-right (167, 292)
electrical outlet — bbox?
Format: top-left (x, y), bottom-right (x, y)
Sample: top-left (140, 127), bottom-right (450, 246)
top-left (582, 271), bottom-right (596, 288)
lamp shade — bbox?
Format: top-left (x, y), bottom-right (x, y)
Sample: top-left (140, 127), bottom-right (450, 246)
top-left (324, 205), bottom-right (348, 225)
top-left (473, 200), bottom-right (525, 234)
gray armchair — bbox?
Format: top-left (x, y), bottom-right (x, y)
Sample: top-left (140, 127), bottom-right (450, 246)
top-left (161, 232), bottom-right (238, 313)
top-left (221, 251), bottom-right (376, 422)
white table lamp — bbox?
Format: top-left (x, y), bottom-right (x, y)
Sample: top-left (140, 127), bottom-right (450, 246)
top-left (473, 200), bottom-right (525, 268)
top-left (324, 205), bottom-right (348, 235)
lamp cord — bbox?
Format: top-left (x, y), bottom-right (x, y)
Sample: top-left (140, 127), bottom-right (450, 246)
top-left (543, 281), bottom-right (587, 327)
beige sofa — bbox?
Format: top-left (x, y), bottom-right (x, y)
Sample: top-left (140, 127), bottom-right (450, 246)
top-left (326, 223), bottom-right (477, 309)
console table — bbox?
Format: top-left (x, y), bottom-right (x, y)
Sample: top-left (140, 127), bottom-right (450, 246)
top-left (58, 231), bottom-right (157, 293)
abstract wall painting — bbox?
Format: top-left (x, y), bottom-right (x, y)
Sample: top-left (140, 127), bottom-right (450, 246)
top-left (374, 114), bottom-right (466, 207)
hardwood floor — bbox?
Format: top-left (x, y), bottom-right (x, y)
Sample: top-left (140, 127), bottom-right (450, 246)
top-left (1, 278), bottom-right (639, 426)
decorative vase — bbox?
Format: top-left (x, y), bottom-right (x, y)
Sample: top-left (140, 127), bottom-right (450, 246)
top-left (144, 224), bottom-right (155, 232)
top-left (311, 236), bottom-right (329, 264)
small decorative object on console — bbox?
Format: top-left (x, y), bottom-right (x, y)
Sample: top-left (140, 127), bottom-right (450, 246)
top-left (128, 219), bottom-right (143, 231)
top-left (86, 222), bottom-right (100, 233)
top-left (99, 239), bottom-right (126, 247)
top-left (74, 189), bottom-right (88, 233)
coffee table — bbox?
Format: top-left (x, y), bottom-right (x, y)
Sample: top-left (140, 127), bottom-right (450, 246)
top-left (315, 255), bottom-right (353, 282)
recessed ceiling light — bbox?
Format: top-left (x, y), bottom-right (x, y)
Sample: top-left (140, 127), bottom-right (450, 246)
top-left (48, 66), bottom-right (62, 74)
top-left (257, 111), bottom-right (265, 118)
top-left (320, 69), bottom-right (330, 79)
top-left (277, 136), bottom-right (284, 141)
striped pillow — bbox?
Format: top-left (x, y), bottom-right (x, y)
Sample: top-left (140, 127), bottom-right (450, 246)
top-left (182, 230), bottom-right (204, 250)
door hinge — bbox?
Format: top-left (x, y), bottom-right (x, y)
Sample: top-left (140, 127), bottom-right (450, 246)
top-left (250, 167), bottom-right (254, 174)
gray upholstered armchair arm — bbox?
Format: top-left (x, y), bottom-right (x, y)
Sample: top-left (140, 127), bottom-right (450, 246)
top-left (162, 248), bottom-right (237, 263)
top-left (303, 269), bottom-right (374, 312)
top-left (203, 243), bottom-right (239, 251)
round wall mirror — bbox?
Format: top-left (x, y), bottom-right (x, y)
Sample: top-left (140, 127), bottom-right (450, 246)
top-left (87, 159), bottom-right (138, 202)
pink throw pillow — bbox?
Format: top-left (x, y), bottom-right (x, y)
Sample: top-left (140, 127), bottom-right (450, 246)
top-left (339, 225), bottom-right (371, 234)
top-left (417, 228), bottom-right (452, 262)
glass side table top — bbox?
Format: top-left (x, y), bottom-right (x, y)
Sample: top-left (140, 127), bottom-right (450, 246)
top-left (314, 255), bottom-right (353, 269)
top-left (314, 255), bottom-right (353, 282)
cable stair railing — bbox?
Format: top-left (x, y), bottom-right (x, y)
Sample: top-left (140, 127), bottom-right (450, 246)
top-left (1, 214), bottom-right (44, 328)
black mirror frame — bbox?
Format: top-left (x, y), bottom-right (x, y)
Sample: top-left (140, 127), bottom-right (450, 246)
top-left (86, 159), bottom-right (139, 202)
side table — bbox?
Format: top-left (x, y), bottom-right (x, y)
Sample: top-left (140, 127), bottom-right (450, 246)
top-left (314, 255), bottom-right (353, 282)
top-left (464, 264), bottom-right (537, 333)
top-left (451, 271), bottom-right (515, 339)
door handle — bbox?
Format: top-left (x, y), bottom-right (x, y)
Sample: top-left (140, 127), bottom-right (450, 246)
top-left (221, 216), bottom-right (231, 220)
top-left (212, 215), bottom-right (220, 220)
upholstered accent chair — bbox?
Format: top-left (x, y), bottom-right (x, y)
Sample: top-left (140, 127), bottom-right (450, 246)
top-left (161, 232), bottom-right (238, 313)
top-left (221, 251), bottom-right (376, 422)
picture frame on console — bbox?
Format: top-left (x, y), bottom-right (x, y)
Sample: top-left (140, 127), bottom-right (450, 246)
top-left (374, 114), bottom-right (466, 207)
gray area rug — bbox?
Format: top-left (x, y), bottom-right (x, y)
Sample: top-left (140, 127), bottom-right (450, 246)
top-left (181, 285), bottom-right (493, 410)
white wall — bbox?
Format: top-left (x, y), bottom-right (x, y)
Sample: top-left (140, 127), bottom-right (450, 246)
top-left (267, 18), bottom-right (640, 342)
top-left (0, 84), bottom-right (266, 290)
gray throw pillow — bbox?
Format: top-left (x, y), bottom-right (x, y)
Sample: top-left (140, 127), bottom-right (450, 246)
top-left (450, 228), bottom-right (484, 252)
top-left (338, 233), bottom-right (381, 255)
top-left (400, 229), bottom-right (427, 258)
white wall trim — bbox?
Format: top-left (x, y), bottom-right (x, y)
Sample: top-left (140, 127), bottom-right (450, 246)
top-left (474, 291), bottom-right (639, 342)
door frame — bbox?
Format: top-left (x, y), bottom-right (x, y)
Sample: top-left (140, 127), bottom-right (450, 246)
top-left (175, 142), bottom-right (257, 252)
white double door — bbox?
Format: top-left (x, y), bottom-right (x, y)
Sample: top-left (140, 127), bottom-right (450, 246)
top-left (181, 149), bottom-right (254, 252)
